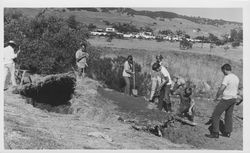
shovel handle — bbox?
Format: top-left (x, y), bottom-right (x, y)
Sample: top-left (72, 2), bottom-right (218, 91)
top-left (133, 60), bottom-right (136, 89)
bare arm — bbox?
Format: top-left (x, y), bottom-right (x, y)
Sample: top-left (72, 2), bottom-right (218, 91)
top-left (215, 84), bottom-right (226, 101)
top-left (188, 99), bottom-right (195, 113)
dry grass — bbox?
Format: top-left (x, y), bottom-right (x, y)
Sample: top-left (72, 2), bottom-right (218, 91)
top-left (92, 42), bottom-right (242, 97)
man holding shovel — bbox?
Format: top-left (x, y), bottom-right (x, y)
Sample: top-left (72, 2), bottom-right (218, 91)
top-left (205, 64), bottom-right (240, 138)
top-left (152, 62), bottom-right (172, 112)
top-left (122, 55), bottom-right (135, 96)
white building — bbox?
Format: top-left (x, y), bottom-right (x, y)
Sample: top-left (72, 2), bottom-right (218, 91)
top-left (105, 28), bottom-right (115, 32)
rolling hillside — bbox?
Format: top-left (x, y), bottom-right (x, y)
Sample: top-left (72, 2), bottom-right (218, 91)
top-left (5, 8), bottom-right (242, 38)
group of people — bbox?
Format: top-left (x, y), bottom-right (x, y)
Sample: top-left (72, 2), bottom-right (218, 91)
top-left (4, 41), bottom-right (89, 90)
top-left (122, 54), bottom-right (241, 139)
top-left (4, 40), bottom-right (242, 139)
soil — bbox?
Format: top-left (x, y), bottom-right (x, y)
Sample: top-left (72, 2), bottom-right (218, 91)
top-left (4, 78), bottom-right (191, 150)
top-left (4, 77), bottom-right (243, 150)
top-left (98, 88), bottom-right (243, 150)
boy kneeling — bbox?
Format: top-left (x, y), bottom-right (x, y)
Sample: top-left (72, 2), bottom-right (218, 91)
top-left (173, 86), bottom-right (195, 122)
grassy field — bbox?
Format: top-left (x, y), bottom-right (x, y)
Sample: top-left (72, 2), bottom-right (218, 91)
top-left (88, 37), bottom-right (243, 97)
top-left (89, 37), bottom-right (243, 63)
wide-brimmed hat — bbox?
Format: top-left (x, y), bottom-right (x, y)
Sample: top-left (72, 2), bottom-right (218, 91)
top-left (8, 40), bottom-right (16, 45)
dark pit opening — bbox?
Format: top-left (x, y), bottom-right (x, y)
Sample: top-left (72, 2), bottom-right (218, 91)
top-left (17, 73), bottom-right (76, 114)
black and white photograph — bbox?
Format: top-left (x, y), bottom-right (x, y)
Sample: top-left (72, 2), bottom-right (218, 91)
top-left (1, 0), bottom-right (250, 152)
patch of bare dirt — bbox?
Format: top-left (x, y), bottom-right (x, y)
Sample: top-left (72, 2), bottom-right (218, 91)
top-left (99, 88), bottom-right (243, 150)
top-left (4, 78), bottom-right (192, 149)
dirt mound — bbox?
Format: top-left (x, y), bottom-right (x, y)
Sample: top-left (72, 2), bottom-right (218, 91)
top-left (99, 88), bottom-right (243, 150)
top-left (4, 77), bottom-right (190, 149)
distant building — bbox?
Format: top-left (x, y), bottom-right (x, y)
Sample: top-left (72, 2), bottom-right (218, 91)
top-left (105, 27), bottom-right (115, 32)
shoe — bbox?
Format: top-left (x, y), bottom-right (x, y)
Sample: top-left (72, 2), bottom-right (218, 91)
top-left (205, 132), bottom-right (219, 138)
top-left (221, 132), bottom-right (231, 138)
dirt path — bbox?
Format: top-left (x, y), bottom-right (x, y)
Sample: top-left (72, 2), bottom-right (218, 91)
top-left (4, 78), bottom-right (192, 149)
top-left (98, 88), bottom-right (243, 150)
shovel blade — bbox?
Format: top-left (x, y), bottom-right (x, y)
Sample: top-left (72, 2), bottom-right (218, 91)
top-left (132, 89), bottom-right (138, 96)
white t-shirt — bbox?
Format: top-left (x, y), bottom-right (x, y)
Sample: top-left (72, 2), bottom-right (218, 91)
top-left (122, 61), bottom-right (132, 77)
top-left (75, 49), bottom-right (89, 68)
top-left (160, 66), bottom-right (172, 85)
top-left (3, 46), bottom-right (17, 65)
top-left (222, 73), bottom-right (239, 100)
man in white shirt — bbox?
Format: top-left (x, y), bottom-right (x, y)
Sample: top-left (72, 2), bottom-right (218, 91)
top-left (122, 55), bottom-right (134, 95)
top-left (4, 40), bottom-right (20, 90)
top-left (206, 64), bottom-right (240, 138)
top-left (75, 43), bottom-right (89, 79)
top-left (152, 62), bottom-right (172, 112)
top-left (149, 55), bottom-right (163, 102)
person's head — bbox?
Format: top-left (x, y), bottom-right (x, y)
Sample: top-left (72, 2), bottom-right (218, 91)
top-left (127, 55), bottom-right (133, 63)
top-left (221, 64), bottom-right (232, 75)
top-left (80, 43), bottom-right (87, 51)
top-left (7, 40), bottom-right (16, 48)
top-left (156, 54), bottom-right (163, 62)
top-left (152, 62), bottom-right (161, 72)
top-left (184, 87), bottom-right (192, 97)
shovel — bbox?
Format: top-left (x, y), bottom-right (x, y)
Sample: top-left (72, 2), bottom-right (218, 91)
top-left (132, 60), bottom-right (138, 96)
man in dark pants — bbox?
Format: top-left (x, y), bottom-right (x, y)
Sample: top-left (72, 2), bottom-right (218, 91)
top-left (206, 64), bottom-right (239, 138)
top-left (152, 62), bottom-right (172, 112)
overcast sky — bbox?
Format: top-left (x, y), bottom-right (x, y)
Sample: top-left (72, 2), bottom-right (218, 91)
top-left (134, 8), bottom-right (242, 23)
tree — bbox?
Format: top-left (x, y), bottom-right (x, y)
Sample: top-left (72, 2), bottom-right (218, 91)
top-left (159, 29), bottom-right (173, 36)
top-left (208, 33), bottom-right (219, 43)
top-left (230, 29), bottom-right (238, 42)
top-left (66, 15), bottom-right (78, 29)
top-left (5, 12), bottom-right (89, 74)
top-left (179, 38), bottom-right (192, 50)
top-left (88, 23), bottom-right (97, 31)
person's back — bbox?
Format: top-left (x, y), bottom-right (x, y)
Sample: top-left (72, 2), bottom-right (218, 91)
top-left (222, 73), bottom-right (239, 100)
top-left (4, 45), bottom-right (16, 65)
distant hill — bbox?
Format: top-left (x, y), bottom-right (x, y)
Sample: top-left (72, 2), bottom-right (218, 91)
top-left (67, 7), bottom-right (242, 26)
top-left (5, 8), bottom-right (242, 38)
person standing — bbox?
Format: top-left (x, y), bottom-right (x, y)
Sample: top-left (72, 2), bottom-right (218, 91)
top-left (149, 55), bottom-right (163, 102)
top-left (152, 62), bottom-right (172, 112)
top-left (206, 64), bottom-right (239, 138)
top-left (122, 55), bottom-right (134, 95)
top-left (4, 40), bottom-right (20, 90)
top-left (75, 43), bottom-right (89, 79)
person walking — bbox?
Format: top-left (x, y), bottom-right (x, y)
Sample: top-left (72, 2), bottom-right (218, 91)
top-left (122, 55), bottom-right (134, 95)
top-left (75, 43), bottom-right (89, 80)
top-left (152, 62), bottom-right (172, 112)
top-left (205, 64), bottom-right (239, 138)
top-left (4, 40), bottom-right (21, 90)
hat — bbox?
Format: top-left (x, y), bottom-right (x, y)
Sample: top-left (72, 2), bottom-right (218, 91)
top-left (8, 40), bottom-right (16, 45)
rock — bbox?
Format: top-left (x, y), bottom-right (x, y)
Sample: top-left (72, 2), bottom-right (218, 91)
top-left (87, 132), bottom-right (113, 142)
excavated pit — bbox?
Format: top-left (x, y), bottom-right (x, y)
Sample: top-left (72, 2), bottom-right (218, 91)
top-left (15, 72), bottom-right (76, 114)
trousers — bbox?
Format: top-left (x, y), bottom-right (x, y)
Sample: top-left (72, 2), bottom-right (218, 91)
top-left (158, 84), bottom-right (172, 112)
top-left (4, 63), bottom-right (17, 89)
top-left (123, 76), bottom-right (131, 95)
top-left (211, 98), bottom-right (236, 133)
